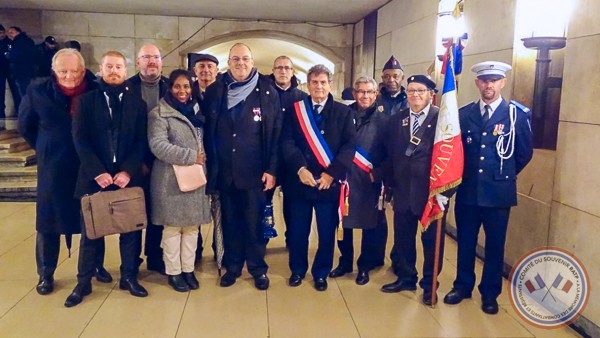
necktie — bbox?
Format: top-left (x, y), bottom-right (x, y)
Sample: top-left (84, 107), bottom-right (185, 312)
top-left (482, 105), bottom-right (492, 124)
top-left (313, 104), bottom-right (323, 123)
top-left (412, 111), bottom-right (424, 135)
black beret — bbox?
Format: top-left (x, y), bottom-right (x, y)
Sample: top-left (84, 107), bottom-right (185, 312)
top-left (383, 55), bottom-right (403, 71)
top-left (407, 75), bottom-right (437, 92)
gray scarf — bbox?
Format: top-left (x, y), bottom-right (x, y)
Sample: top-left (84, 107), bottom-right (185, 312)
top-left (227, 68), bottom-right (259, 109)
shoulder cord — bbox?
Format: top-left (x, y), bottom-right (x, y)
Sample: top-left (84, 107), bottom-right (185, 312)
top-left (495, 104), bottom-right (517, 173)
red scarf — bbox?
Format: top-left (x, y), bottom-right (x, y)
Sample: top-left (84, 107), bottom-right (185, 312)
top-left (57, 80), bottom-right (88, 118)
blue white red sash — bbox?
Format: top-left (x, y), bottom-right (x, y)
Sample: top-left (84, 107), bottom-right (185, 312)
top-left (353, 146), bottom-right (373, 173)
top-left (294, 99), bottom-right (333, 169)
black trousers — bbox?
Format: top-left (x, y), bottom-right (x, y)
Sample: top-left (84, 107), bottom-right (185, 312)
top-left (453, 203), bottom-right (510, 299)
top-left (220, 185), bottom-right (268, 277)
top-left (36, 232), bottom-right (105, 278)
top-left (134, 181), bottom-right (162, 267)
top-left (288, 197), bottom-right (337, 279)
top-left (76, 221), bottom-right (141, 283)
top-left (335, 210), bottom-right (387, 271)
top-left (390, 207), bottom-right (446, 291)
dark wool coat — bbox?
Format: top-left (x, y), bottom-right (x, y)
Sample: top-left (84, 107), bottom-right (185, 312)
top-left (18, 73), bottom-right (98, 234)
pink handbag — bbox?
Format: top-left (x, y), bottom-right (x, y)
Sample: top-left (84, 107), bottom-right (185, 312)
top-left (172, 164), bottom-right (206, 192)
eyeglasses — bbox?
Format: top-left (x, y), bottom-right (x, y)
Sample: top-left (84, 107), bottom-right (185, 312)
top-left (406, 89), bottom-right (430, 95)
top-left (355, 90), bottom-right (376, 96)
top-left (274, 66), bottom-right (293, 71)
top-left (139, 55), bottom-right (162, 61)
top-left (229, 56), bottom-right (253, 63)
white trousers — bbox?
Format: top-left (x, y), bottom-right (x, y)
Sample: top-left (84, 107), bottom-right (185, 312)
top-left (162, 225), bottom-right (199, 275)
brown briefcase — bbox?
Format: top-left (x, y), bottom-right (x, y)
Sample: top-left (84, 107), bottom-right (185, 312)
top-left (81, 187), bottom-right (148, 239)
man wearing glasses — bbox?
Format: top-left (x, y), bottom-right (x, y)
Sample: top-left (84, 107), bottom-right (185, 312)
top-left (328, 76), bottom-right (389, 286)
top-left (380, 75), bottom-right (450, 306)
top-left (377, 55), bottom-right (408, 116)
top-left (204, 43), bottom-right (282, 290)
top-left (127, 44), bottom-right (168, 276)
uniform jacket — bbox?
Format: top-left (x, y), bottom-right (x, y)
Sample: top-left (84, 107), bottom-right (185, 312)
top-left (204, 73), bottom-right (282, 192)
top-left (148, 98), bottom-right (211, 226)
top-left (18, 73), bottom-right (98, 234)
top-left (6, 32), bottom-right (35, 79)
top-left (72, 84), bottom-right (148, 197)
top-left (281, 94), bottom-right (357, 201)
top-left (377, 86), bottom-right (408, 116)
top-left (384, 105), bottom-right (440, 215)
top-left (456, 99), bottom-right (533, 207)
top-left (343, 102), bottom-right (389, 229)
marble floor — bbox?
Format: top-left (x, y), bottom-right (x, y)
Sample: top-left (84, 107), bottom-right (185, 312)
top-left (0, 197), bottom-right (581, 338)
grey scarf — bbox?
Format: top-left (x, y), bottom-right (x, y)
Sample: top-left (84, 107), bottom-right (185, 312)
top-left (227, 68), bottom-right (259, 109)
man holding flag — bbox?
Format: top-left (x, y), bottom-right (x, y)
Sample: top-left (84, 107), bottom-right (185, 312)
top-left (380, 74), bottom-right (456, 306)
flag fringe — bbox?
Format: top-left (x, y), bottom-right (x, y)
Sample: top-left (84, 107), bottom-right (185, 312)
top-left (427, 177), bottom-right (462, 198)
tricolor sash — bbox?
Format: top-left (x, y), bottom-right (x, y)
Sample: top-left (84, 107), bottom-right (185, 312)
top-left (294, 99), bottom-right (333, 169)
top-left (353, 146), bottom-right (373, 173)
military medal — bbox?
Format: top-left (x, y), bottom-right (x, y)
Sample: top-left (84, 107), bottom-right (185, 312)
top-left (378, 105), bottom-right (384, 112)
top-left (253, 107), bottom-right (262, 122)
top-left (466, 136), bottom-right (472, 144)
top-left (493, 124), bottom-right (505, 136)
top-left (402, 117), bottom-right (409, 126)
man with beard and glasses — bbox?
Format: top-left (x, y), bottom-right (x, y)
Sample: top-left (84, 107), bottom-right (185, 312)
top-left (127, 44), bottom-right (169, 276)
top-left (203, 43), bottom-right (282, 290)
top-left (444, 61), bottom-right (533, 315)
top-left (66, 50), bottom-right (149, 307)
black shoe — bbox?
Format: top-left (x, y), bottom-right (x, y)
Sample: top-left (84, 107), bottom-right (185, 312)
top-left (95, 267), bottom-right (113, 283)
top-left (443, 288), bottom-right (472, 305)
top-left (355, 270), bottom-right (369, 285)
top-left (380, 278), bottom-right (417, 293)
top-left (220, 271), bottom-right (239, 287)
top-left (328, 265), bottom-right (352, 278)
top-left (254, 274), bottom-right (270, 290)
top-left (481, 297), bottom-right (499, 314)
top-left (64, 283), bottom-right (92, 308)
top-left (168, 274), bottom-right (190, 292)
top-left (119, 278), bottom-right (148, 297)
top-left (147, 260), bottom-right (166, 275)
top-left (314, 277), bottom-right (328, 291)
top-left (36, 276), bottom-right (54, 295)
top-left (182, 272), bottom-right (199, 290)
top-left (288, 274), bottom-right (303, 287)
top-left (422, 290), bottom-right (438, 306)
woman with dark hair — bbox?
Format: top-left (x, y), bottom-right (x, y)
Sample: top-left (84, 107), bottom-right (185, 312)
top-left (148, 69), bottom-right (210, 292)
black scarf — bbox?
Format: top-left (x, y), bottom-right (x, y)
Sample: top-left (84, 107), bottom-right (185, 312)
top-left (98, 79), bottom-right (127, 116)
top-left (164, 92), bottom-right (204, 128)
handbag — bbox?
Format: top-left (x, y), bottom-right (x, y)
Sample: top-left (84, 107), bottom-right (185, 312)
top-left (172, 164), bottom-right (206, 192)
top-left (81, 187), bottom-right (148, 239)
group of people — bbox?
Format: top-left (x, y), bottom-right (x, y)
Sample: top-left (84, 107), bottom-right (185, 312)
top-left (17, 39), bottom-right (533, 315)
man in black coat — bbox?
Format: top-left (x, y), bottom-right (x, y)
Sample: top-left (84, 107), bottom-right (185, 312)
top-left (328, 76), bottom-right (388, 286)
top-left (269, 55), bottom-right (308, 246)
top-left (380, 75), bottom-right (450, 305)
top-left (281, 64), bottom-right (356, 291)
top-left (65, 50), bottom-right (149, 307)
top-left (204, 43), bottom-right (282, 290)
top-left (443, 61), bottom-right (533, 315)
top-left (0, 24), bottom-right (18, 118)
top-left (5, 26), bottom-right (36, 113)
top-left (18, 48), bottom-right (111, 296)
top-left (127, 44), bottom-right (169, 275)
top-left (377, 55), bottom-right (408, 117)
top-left (34, 36), bottom-right (58, 78)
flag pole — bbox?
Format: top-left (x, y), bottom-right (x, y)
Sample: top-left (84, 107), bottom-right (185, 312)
top-left (430, 217), bottom-right (443, 307)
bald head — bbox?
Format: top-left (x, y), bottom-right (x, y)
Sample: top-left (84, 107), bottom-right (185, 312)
top-left (136, 44), bottom-right (163, 82)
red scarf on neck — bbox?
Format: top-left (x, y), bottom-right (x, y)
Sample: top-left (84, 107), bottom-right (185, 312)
top-left (57, 80), bottom-right (88, 118)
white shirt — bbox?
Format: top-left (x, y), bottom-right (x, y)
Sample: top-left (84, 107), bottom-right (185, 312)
top-left (479, 96), bottom-right (503, 119)
top-left (409, 103), bottom-right (431, 134)
top-left (312, 97), bottom-right (328, 114)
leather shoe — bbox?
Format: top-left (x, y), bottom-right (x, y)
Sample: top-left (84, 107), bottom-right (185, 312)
top-left (254, 274), bottom-right (270, 290)
top-left (422, 290), bottom-right (438, 306)
top-left (119, 278), bottom-right (148, 297)
top-left (95, 267), bottom-right (113, 283)
top-left (355, 270), bottom-right (369, 285)
top-left (220, 271), bottom-right (239, 287)
top-left (288, 274), bottom-right (303, 287)
top-left (481, 297), bottom-right (499, 314)
top-left (64, 283), bottom-right (92, 308)
top-left (182, 272), bottom-right (199, 290)
top-left (443, 288), bottom-right (472, 305)
top-left (380, 278), bottom-right (417, 293)
top-left (314, 277), bottom-right (328, 291)
top-left (328, 265), bottom-right (352, 278)
top-left (147, 260), bottom-right (166, 275)
top-left (36, 276), bottom-right (54, 295)
top-left (168, 274), bottom-right (190, 292)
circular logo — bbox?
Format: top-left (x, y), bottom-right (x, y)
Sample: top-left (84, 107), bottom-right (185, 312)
top-left (509, 247), bottom-right (590, 329)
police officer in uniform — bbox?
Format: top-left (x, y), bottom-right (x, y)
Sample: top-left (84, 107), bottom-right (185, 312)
top-left (377, 55), bottom-right (408, 116)
top-left (443, 61), bottom-right (533, 314)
